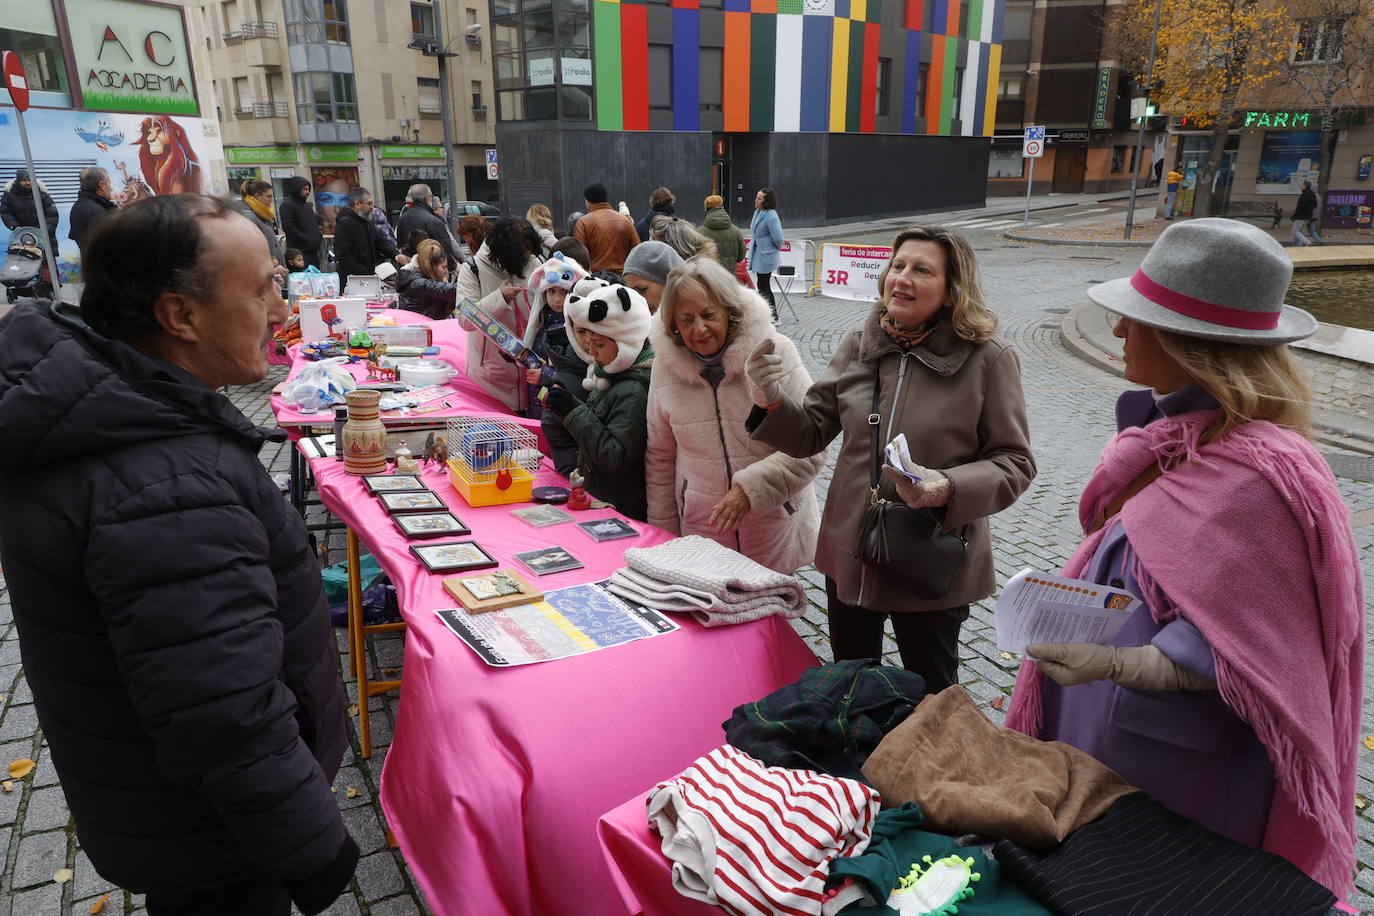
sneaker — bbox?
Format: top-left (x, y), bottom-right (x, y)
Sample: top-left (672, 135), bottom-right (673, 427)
top-left (771, 312), bottom-right (781, 325)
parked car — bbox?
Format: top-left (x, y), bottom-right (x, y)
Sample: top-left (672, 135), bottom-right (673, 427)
top-left (451, 200), bottom-right (501, 219)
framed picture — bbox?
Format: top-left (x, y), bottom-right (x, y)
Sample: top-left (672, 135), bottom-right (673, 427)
top-left (576, 518), bottom-right (639, 542)
top-left (379, 490), bottom-right (447, 514)
top-left (394, 512), bottom-right (471, 540)
top-left (410, 540), bottom-right (498, 573)
top-left (514, 546), bottom-right (584, 576)
top-left (365, 474), bottom-right (429, 493)
top-left (510, 505), bottom-right (575, 529)
top-left (441, 569), bottom-right (543, 613)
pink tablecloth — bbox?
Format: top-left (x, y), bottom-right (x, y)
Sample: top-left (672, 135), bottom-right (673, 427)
top-left (307, 456), bottom-right (821, 915)
top-left (272, 309), bottom-right (542, 448)
top-left (599, 794), bottom-right (731, 916)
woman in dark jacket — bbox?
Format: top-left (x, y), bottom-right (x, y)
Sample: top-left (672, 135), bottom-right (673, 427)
top-left (279, 176), bottom-right (323, 267)
top-left (395, 239), bottom-right (458, 319)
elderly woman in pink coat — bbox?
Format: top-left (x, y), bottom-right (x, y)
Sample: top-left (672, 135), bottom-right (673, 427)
top-left (645, 257), bottom-right (822, 574)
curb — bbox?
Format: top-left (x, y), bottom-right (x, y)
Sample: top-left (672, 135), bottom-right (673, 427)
top-left (1060, 303), bottom-right (1374, 452)
top-left (1004, 229), bottom-right (1152, 248)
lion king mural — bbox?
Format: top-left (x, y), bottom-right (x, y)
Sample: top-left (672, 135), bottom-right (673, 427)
top-left (132, 116), bottom-right (204, 196)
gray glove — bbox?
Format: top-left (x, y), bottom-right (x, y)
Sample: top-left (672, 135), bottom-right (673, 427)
top-left (1029, 642), bottom-right (1217, 692)
top-left (745, 338), bottom-right (786, 408)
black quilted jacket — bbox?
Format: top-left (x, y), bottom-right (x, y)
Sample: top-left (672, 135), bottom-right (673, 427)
top-left (0, 300), bottom-right (351, 899)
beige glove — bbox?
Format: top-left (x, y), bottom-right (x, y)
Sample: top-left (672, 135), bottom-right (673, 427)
top-left (745, 338), bottom-right (786, 408)
top-left (881, 463), bottom-right (952, 508)
top-left (1028, 642), bottom-right (1217, 692)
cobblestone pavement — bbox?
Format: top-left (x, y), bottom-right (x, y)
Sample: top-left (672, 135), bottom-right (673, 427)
top-left (1, 225), bottom-right (1372, 914)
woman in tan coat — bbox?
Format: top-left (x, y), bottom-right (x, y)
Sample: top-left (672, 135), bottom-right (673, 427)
top-left (646, 258), bottom-right (823, 574)
top-left (746, 226), bottom-right (1035, 693)
top-left (454, 218), bottom-right (543, 413)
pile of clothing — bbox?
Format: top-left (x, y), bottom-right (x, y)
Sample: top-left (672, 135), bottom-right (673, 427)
top-left (608, 535), bottom-right (805, 627)
top-left (643, 661), bottom-right (1340, 916)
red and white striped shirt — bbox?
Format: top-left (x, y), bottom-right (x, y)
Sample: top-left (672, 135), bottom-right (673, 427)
top-left (647, 744), bottom-right (880, 916)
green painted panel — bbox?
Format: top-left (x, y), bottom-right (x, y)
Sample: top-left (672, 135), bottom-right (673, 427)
top-left (594, 2), bottom-right (623, 131)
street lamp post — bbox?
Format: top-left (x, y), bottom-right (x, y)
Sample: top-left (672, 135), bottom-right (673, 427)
top-left (1124, 0), bottom-right (1163, 240)
top-left (408, 3), bottom-right (480, 218)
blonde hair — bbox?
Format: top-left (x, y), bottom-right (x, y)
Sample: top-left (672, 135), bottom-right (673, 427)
top-left (415, 238), bottom-right (447, 281)
top-left (651, 215), bottom-right (718, 261)
top-left (1154, 329), bottom-right (1312, 440)
top-left (525, 203), bottom-right (553, 231)
top-left (877, 226), bottom-right (997, 343)
top-left (659, 257), bottom-right (748, 350)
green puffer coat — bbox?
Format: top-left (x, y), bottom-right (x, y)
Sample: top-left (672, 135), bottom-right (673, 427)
top-left (698, 207), bottom-right (745, 273)
top-left (562, 344), bottom-right (654, 521)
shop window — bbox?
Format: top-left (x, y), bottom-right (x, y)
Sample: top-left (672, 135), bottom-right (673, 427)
top-left (1111, 145), bottom-right (1127, 173)
top-left (411, 2), bottom-right (436, 41)
top-left (988, 148), bottom-right (1024, 179)
top-left (1293, 18), bottom-right (1344, 63)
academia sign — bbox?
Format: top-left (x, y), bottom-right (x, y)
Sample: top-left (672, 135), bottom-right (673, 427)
top-left (65, 0), bottom-right (198, 115)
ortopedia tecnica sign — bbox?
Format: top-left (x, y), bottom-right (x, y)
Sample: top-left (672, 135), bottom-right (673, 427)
top-left (819, 244), bottom-right (892, 301)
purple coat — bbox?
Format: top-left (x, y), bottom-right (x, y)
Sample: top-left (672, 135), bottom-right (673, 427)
top-left (1039, 387), bottom-right (1275, 847)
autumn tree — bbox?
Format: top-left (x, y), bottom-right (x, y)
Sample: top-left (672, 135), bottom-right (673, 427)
top-left (1277, 0), bottom-right (1374, 196)
top-left (1111, 0), bottom-right (1289, 216)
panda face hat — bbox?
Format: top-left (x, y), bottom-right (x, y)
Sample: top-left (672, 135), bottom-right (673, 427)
top-left (565, 282), bottom-right (652, 387)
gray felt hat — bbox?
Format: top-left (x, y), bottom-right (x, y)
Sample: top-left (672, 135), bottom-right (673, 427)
top-left (623, 241), bottom-right (684, 286)
top-left (1086, 218), bottom-right (1318, 345)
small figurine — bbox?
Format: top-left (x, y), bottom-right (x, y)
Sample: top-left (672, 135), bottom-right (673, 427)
top-left (566, 470), bottom-right (591, 511)
top-left (365, 345), bottom-right (399, 382)
top-left (394, 439), bottom-right (419, 474)
top-left (423, 432), bottom-right (450, 466)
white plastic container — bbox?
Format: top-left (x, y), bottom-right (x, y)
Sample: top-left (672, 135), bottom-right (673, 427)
top-left (397, 358), bottom-right (456, 386)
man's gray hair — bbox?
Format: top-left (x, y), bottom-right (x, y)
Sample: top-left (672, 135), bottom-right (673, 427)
top-left (79, 167), bottom-right (108, 193)
top-left (408, 183), bottom-right (432, 204)
top-left (349, 186), bottom-right (372, 207)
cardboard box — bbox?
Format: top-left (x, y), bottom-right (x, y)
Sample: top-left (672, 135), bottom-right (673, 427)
top-left (299, 297), bottom-right (368, 342)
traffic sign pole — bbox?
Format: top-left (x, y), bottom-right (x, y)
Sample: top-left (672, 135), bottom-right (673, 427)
top-left (2, 51), bottom-right (61, 299)
top-left (1021, 126), bottom-right (1045, 227)
top-left (1024, 156), bottom-right (1035, 227)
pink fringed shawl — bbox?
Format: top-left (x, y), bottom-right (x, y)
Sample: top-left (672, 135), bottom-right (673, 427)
top-left (1005, 410), bottom-right (1365, 897)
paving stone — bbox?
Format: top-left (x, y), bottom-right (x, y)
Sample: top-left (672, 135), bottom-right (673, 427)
top-left (21, 785), bottom-right (70, 834)
top-left (0, 777), bottom-right (23, 826)
top-left (341, 805), bottom-right (386, 856)
top-left (368, 896), bottom-right (423, 916)
top-left (71, 848), bottom-right (117, 901)
top-left (307, 893), bottom-right (362, 916)
top-left (8, 883), bottom-right (63, 916)
top-left (0, 703), bottom-right (39, 742)
top-left (331, 766), bottom-right (371, 809)
top-left (355, 851), bottom-right (406, 902)
top-left (12, 829), bottom-right (68, 890)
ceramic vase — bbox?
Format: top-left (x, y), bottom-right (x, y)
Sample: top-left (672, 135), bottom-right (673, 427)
top-left (343, 390), bottom-right (388, 476)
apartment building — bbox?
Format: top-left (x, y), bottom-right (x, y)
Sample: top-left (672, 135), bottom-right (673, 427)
top-left (188, 0), bottom-right (497, 225)
top-left (988, 0), bottom-right (1162, 196)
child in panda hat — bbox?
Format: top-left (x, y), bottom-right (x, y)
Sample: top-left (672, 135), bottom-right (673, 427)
top-left (543, 281), bottom-right (655, 521)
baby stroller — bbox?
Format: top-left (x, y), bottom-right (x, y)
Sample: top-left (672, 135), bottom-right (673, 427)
top-left (2, 227), bottom-right (53, 303)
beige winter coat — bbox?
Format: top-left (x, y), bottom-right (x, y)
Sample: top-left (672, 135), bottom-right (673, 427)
top-left (646, 288), bottom-right (823, 575)
top-left (750, 306), bottom-right (1035, 611)
top-left (454, 242), bottom-right (542, 413)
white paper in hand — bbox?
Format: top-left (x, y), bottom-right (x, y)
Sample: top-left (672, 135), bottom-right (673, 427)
top-left (883, 433), bottom-right (923, 483)
top-left (994, 568), bottom-right (1140, 655)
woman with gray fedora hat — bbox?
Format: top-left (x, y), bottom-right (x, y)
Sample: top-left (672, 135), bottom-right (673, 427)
top-left (1006, 218), bottom-right (1364, 898)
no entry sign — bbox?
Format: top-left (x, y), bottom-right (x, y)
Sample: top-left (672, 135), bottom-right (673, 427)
top-left (2, 51), bottom-right (29, 112)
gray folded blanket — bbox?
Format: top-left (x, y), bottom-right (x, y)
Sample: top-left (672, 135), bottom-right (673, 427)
top-left (606, 536), bottom-right (805, 627)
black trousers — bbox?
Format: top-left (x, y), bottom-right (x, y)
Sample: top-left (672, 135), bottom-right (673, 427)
top-left (146, 873), bottom-right (292, 916)
top-left (825, 577), bottom-right (969, 696)
top-left (756, 272), bottom-right (776, 312)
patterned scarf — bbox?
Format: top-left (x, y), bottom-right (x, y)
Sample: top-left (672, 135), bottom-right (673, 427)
top-left (878, 309), bottom-right (939, 349)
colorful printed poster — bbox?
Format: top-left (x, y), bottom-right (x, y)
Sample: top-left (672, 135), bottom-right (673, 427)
top-left (0, 107), bottom-right (224, 257)
top-left (1254, 130), bottom-right (1323, 195)
top-left (435, 582), bottom-right (679, 666)
top-left (1322, 189), bottom-right (1374, 229)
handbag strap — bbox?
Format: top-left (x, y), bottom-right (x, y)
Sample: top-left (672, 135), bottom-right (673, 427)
top-left (1087, 460), bottom-right (1176, 534)
top-left (867, 366), bottom-right (883, 497)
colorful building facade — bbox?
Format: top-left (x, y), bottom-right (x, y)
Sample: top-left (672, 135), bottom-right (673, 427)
top-left (493, 0), bottom-right (1007, 227)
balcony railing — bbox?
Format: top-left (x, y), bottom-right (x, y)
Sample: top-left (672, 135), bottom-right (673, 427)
top-left (243, 20), bottom-right (281, 39)
top-left (471, 105), bottom-right (488, 118)
top-left (253, 100), bottom-right (290, 118)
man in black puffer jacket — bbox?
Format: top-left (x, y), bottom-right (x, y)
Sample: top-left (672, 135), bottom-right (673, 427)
top-left (280, 175), bottom-right (324, 267)
top-left (0, 194), bottom-right (357, 916)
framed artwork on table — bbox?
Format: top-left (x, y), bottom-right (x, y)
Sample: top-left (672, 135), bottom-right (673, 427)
top-left (410, 540), bottom-right (498, 573)
top-left (379, 490), bottom-right (448, 514)
top-left (394, 512), bottom-right (471, 540)
top-left (365, 474), bottom-right (429, 493)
